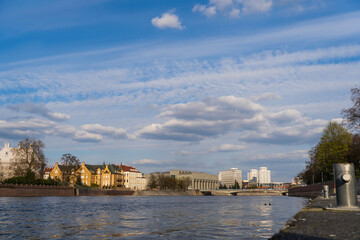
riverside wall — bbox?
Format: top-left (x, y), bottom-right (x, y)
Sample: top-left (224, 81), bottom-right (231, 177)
top-left (0, 184), bottom-right (74, 197)
top-left (132, 190), bottom-right (200, 196)
top-left (288, 181), bottom-right (335, 198)
top-left (76, 188), bottom-right (134, 196)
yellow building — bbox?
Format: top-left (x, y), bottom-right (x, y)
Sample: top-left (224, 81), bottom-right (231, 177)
top-left (49, 163), bottom-right (78, 183)
top-left (76, 162), bottom-right (124, 188)
top-left (49, 163), bottom-right (66, 181)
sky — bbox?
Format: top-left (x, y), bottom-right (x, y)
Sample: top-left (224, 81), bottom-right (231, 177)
top-left (1, 0), bottom-right (360, 182)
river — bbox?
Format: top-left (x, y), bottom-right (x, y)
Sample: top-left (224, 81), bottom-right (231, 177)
top-left (0, 195), bottom-right (307, 239)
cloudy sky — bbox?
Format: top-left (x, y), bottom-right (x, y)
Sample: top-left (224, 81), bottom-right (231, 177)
top-left (1, 0), bottom-right (360, 182)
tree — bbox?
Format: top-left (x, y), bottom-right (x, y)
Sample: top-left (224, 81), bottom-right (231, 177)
top-left (234, 180), bottom-right (240, 189)
top-left (183, 177), bottom-right (192, 190)
top-left (13, 138), bottom-right (46, 178)
top-left (347, 134), bottom-right (360, 179)
top-left (60, 153), bottom-right (80, 184)
top-left (297, 122), bottom-right (352, 183)
top-left (342, 87), bottom-right (360, 131)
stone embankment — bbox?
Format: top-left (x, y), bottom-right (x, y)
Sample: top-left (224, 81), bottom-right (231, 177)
top-left (211, 189), bottom-right (285, 196)
top-left (0, 184), bottom-right (74, 197)
top-left (132, 190), bottom-right (200, 196)
top-left (288, 181), bottom-right (336, 198)
top-left (270, 196), bottom-right (360, 240)
top-left (76, 188), bottom-right (134, 196)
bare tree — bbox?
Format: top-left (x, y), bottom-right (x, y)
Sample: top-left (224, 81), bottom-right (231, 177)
top-left (60, 153), bottom-right (80, 184)
top-left (342, 87), bottom-right (360, 131)
top-left (13, 138), bottom-right (46, 178)
top-left (147, 173), bottom-right (157, 190)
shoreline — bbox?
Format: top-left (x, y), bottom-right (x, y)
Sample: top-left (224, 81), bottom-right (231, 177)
top-left (270, 196), bottom-right (360, 240)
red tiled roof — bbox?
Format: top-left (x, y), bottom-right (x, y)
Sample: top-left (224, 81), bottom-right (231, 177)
top-left (116, 164), bottom-right (139, 172)
top-left (44, 167), bottom-right (53, 173)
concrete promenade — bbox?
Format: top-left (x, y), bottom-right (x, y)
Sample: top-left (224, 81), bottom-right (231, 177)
top-left (271, 196), bottom-right (360, 240)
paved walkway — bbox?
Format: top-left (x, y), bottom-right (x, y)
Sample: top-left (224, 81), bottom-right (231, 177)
top-left (270, 196), bottom-right (360, 240)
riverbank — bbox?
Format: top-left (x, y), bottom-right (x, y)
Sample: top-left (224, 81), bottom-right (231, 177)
top-left (133, 190), bottom-right (200, 196)
top-left (270, 196), bottom-right (360, 240)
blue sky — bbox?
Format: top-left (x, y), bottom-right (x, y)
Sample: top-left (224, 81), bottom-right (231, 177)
top-left (1, 0), bottom-right (360, 182)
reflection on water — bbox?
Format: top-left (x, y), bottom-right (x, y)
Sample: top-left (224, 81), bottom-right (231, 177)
top-left (0, 196), bottom-right (307, 239)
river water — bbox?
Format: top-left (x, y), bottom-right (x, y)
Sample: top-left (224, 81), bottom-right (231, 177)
top-left (0, 195), bottom-right (307, 239)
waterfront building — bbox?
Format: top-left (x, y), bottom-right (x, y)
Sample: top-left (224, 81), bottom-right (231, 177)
top-left (121, 164), bottom-right (147, 190)
top-left (169, 170), bottom-right (219, 190)
top-left (0, 143), bottom-right (42, 180)
top-left (246, 167), bottom-right (272, 187)
top-left (49, 162), bottom-right (124, 188)
top-left (43, 167), bottom-right (53, 179)
top-left (219, 168), bottom-right (242, 188)
top-left (49, 163), bottom-right (66, 181)
top-left (247, 169), bottom-right (258, 182)
top-left (76, 163), bottom-right (123, 188)
top-left (258, 167), bottom-right (271, 184)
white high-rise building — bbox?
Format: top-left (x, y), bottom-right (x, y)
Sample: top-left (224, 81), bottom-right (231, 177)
top-left (247, 169), bottom-right (258, 182)
top-left (219, 168), bottom-right (242, 188)
top-left (258, 167), bottom-right (271, 184)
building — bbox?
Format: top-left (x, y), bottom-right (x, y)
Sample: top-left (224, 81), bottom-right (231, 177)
top-left (75, 163), bottom-right (123, 188)
top-left (169, 170), bottom-right (219, 190)
top-left (0, 143), bottom-right (42, 180)
top-left (258, 167), bottom-right (271, 184)
top-left (43, 167), bottom-right (53, 180)
top-left (49, 162), bottom-right (124, 188)
top-left (246, 167), bottom-right (272, 186)
top-left (247, 169), bottom-right (258, 182)
top-left (219, 168), bottom-right (242, 188)
top-left (121, 164), bottom-right (147, 191)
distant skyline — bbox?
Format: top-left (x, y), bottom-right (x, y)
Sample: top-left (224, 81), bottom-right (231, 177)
top-left (1, 0), bottom-right (360, 182)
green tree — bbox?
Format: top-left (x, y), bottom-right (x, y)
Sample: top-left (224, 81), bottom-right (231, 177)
top-left (13, 138), bottom-right (46, 178)
top-left (298, 122), bottom-right (352, 183)
top-left (347, 134), bottom-right (360, 179)
top-left (234, 180), bottom-right (240, 189)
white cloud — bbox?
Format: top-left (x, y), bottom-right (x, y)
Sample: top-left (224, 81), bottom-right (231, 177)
top-left (7, 103), bottom-right (70, 122)
top-left (229, 8), bottom-right (241, 18)
top-left (137, 95), bottom-right (328, 144)
top-left (211, 144), bottom-right (247, 152)
top-left (210, 0), bottom-right (233, 10)
top-left (194, 0), bottom-right (273, 17)
top-left (81, 123), bottom-right (129, 139)
top-left (151, 12), bottom-right (184, 30)
top-left (193, 4), bottom-right (217, 17)
top-left (131, 159), bottom-right (163, 165)
top-left (73, 130), bottom-right (103, 143)
top-left (241, 0), bottom-right (273, 14)
top-left (251, 92), bottom-right (281, 102)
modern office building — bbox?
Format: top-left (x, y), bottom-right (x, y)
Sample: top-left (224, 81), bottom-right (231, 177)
top-left (219, 168), bottom-right (242, 188)
top-left (247, 167), bottom-right (271, 185)
top-left (258, 167), bottom-right (271, 184)
top-left (247, 169), bottom-right (258, 182)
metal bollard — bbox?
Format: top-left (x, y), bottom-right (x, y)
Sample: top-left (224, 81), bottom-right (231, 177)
top-left (333, 163), bottom-right (358, 208)
top-left (323, 185), bottom-right (329, 199)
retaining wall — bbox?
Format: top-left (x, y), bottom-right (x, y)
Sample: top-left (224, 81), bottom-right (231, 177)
top-left (288, 181), bottom-right (335, 198)
top-left (76, 188), bottom-right (134, 196)
top-left (0, 184), bottom-right (74, 197)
